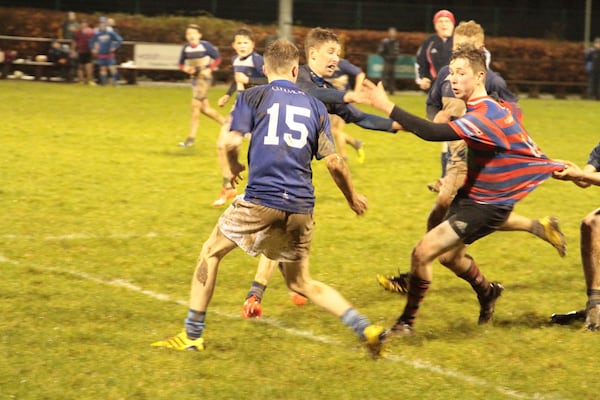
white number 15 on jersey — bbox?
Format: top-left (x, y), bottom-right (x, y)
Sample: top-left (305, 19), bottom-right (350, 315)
top-left (264, 103), bottom-right (310, 149)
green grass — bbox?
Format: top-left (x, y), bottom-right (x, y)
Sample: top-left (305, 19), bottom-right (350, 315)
top-left (1, 80), bottom-right (599, 400)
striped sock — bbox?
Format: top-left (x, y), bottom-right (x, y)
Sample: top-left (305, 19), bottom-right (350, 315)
top-left (587, 289), bottom-right (600, 307)
top-left (457, 256), bottom-right (490, 299)
top-left (340, 307), bottom-right (371, 339)
top-left (399, 274), bottom-right (431, 326)
top-left (246, 281), bottom-right (267, 300)
top-left (184, 309), bottom-right (206, 339)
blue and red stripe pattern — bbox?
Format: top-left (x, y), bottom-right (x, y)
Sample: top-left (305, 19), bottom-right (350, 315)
top-left (449, 96), bottom-right (564, 206)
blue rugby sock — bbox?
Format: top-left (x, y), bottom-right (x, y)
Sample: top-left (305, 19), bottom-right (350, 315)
top-left (184, 309), bottom-right (206, 339)
top-left (340, 307), bottom-right (370, 339)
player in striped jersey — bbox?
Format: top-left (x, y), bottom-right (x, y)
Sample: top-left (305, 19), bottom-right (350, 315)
top-left (177, 24), bottom-right (226, 148)
top-left (365, 44), bottom-right (564, 336)
top-left (378, 20), bottom-right (566, 295)
top-left (211, 28), bottom-right (267, 207)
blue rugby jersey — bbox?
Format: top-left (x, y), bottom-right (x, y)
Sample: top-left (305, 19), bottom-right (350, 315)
top-left (587, 142), bottom-right (600, 171)
top-left (225, 51), bottom-right (266, 96)
top-left (449, 96), bottom-right (563, 206)
top-left (230, 79), bottom-right (336, 214)
top-left (415, 34), bottom-right (453, 84)
top-left (296, 64), bottom-right (395, 132)
top-left (88, 29), bottom-right (122, 58)
top-left (328, 58), bottom-right (362, 91)
top-left (178, 40), bottom-right (221, 70)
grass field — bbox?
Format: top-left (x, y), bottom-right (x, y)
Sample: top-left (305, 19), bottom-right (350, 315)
top-left (1, 80), bottom-right (599, 400)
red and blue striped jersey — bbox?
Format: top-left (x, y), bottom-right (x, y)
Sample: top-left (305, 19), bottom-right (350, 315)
top-left (449, 96), bottom-right (563, 206)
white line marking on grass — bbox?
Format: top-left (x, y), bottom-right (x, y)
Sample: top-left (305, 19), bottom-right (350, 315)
top-left (1, 255), bottom-right (564, 400)
top-left (1, 232), bottom-right (186, 241)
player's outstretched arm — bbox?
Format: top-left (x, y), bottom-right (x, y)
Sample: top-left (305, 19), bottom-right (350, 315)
top-left (553, 160), bottom-right (600, 187)
top-left (324, 154), bottom-right (367, 215)
top-left (363, 80), bottom-right (460, 142)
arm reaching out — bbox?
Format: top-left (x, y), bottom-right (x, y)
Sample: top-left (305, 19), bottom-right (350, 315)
top-left (553, 160), bottom-right (600, 187)
top-left (363, 80), bottom-right (460, 142)
top-left (325, 154), bottom-right (367, 215)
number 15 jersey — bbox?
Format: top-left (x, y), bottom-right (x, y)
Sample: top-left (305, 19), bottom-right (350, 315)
top-left (230, 79), bottom-right (336, 214)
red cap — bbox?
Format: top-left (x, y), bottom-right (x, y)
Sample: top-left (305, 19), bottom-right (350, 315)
top-left (433, 9), bottom-right (455, 25)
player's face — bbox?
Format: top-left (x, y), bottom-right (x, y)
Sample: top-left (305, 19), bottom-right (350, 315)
top-left (309, 40), bottom-right (340, 77)
top-left (232, 35), bottom-right (255, 58)
top-left (448, 57), bottom-right (479, 101)
top-left (435, 17), bottom-right (454, 39)
top-left (186, 28), bottom-right (201, 45)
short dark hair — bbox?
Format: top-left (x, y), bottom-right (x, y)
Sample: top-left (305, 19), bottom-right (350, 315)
top-left (233, 27), bottom-right (255, 42)
top-left (186, 24), bottom-right (201, 33)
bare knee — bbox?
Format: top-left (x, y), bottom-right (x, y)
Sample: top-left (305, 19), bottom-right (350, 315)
top-left (411, 244), bottom-right (432, 270)
top-left (581, 212), bottom-right (600, 237)
top-left (436, 193), bottom-right (453, 209)
top-left (438, 252), bottom-right (456, 268)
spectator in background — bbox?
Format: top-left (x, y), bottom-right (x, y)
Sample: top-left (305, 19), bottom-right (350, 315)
top-left (60, 11), bottom-right (79, 40)
top-left (584, 37), bottom-right (600, 100)
top-left (89, 17), bottom-right (123, 86)
top-left (106, 17), bottom-right (121, 82)
top-left (377, 27), bottom-right (400, 94)
top-left (72, 20), bottom-right (95, 85)
top-left (415, 9), bottom-right (455, 92)
top-left (416, 9), bottom-right (455, 193)
top-left (107, 17), bottom-right (118, 33)
top-left (47, 39), bottom-right (71, 81)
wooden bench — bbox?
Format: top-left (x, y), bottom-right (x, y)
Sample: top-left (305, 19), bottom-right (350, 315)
top-left (1, 59), bottom-right (74, 82)
top-left (507, 80), bottom-right (588, 99)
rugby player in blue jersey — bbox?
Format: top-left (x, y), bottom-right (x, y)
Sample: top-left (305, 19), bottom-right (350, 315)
top-left (240, 27), bottom-right (401, 316)
top-left (328, 58), bottom-right (367, 164)
top-left (152, 38), bottom-right (387, 358)
top-left (551, 143), bottom-right (600, 331)
top-left (177, 24), bottom-right (226, 148)
top-left (211, 27), bottom-right (268, 208)
top-left (365, 44), bottom-right (564, 336)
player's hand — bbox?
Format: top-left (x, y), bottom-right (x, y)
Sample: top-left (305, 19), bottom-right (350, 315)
top-left (419, 78), bottom-right (431, 91)
top-left (552, 160), bottom-right (581, 181)
top-left (343, 90), bottom-right (370, 105)
top-left (362, 80), bottom-right (395, 115)
top-left (348, 193), bottom-right (368, 216)
top-left (200, 68), bottom-right (212, 79)
top-left (218, 94), bottom-right (230, 107)
top-left (182, 65), bottom-right (195, 75)
top-left (433, 109), bottom-right (452, 123)
top-left (234, 72), bottom-right (249, 84)
top-left (229, 162), bottom-right (246, 187)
